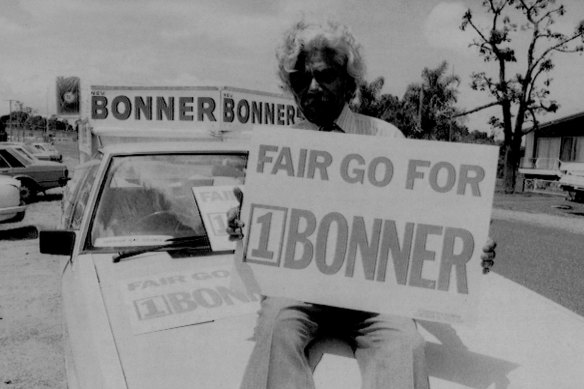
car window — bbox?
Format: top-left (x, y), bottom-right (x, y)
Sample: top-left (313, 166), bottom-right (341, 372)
top-left (0, 149), bottom-right (25, 168)
top-left (89, 152), bottom-right (247, 250)
top-left (65, 162), bottom-right (100, 230)
top-left (14, 147), bottom-right (35, 160)
top-left (0, 154), bottom-right (10, 168)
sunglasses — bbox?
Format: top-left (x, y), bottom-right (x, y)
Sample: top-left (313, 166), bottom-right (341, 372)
top-left (290, 68), bottom-right (341, 89)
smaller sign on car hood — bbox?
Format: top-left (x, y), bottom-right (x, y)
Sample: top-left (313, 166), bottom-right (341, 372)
top-left (92, 251), bottom-right (262, 389)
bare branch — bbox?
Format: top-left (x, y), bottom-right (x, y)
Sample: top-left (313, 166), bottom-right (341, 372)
top-left (453, 101), bottom-right (501, 118)
top-left (556, 46), bottom-right (584, 53)
top-left (530, 30), bottom-right (584, 73)
top-left (522, 107), bottom-right (540, 135)
top-left (517, 0), bottom-right (535, 23)
top-left (527, 62), bottom-right (549, 99)
top-left (535, 5), bottom-right (566, 25)
top-left (464, 12), bottom-right (491, 45)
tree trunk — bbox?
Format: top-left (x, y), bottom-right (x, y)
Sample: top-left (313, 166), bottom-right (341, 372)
top-left (503, 130), bottom-right (524, 194)
top-left (503, 144), bottom-right (516, 194)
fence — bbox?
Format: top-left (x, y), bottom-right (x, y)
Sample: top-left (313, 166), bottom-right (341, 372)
top-left (6, 128), bottom-right (77, 143)
top-left (522, 178), bottom-right (565, 196)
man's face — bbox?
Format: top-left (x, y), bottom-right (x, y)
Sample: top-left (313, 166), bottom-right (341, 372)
top-left (290, 48), bottom-right (348, 126)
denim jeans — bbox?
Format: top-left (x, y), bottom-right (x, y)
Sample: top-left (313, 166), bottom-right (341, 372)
top-left (239, 297), bottom-right (429, 389)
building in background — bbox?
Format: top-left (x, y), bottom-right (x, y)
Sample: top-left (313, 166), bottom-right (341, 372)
top-left (520, 111), bottom-right (584, 179)
top-left (518, 111), bottom-right (584, 196)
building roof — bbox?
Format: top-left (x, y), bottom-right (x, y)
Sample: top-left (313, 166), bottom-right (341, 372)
top-left (529, 111), bottom-right (584, 137)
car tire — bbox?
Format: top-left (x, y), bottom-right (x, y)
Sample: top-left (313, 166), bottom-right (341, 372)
top-left (11, 209), bottom-right (26, 223)
top-left (18, 179), bottom-right (37, 203)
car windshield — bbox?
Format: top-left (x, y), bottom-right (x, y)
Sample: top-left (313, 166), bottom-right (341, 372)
top-left (45, 144), bottom-right (59, 153)
top-left (90, 152), bottom-right (246, 250)
top-left (24, 145), bottom-right (41, 155)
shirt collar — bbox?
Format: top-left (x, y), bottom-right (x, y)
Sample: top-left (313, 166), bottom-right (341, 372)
top-left (334, 104), bottom-right (356, 133)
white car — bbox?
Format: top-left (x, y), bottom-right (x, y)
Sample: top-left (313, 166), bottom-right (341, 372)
top-left (0, 142), bottom-right (69, 202)
top-left (40, 140), bottom-right (265, 388)
top-left (25, 141), bottom-right (63, 162)
top-left (39, 134), bottom-right (584, 389)
top-left (0, 174), bottom-right (26, 223)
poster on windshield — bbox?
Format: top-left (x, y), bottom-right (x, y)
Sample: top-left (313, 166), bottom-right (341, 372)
top-left (193, 185), bottom-right (242, 251)
top-left (238, 127), bottom-right (499, 324)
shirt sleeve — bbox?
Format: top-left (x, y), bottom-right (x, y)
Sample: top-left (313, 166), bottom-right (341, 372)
top-left (371, 117), bottom-right (405, 138)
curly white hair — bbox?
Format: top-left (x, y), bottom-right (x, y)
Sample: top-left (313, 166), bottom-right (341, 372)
top-left (275, 18), bottom-right (366, 100)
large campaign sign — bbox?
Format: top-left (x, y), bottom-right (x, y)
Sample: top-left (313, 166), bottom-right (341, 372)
top-left (239, 127), bottom-right (499, 324)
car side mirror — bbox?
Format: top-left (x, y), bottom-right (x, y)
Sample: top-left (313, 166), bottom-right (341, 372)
top-left (39, 230), bottom-right (76, 256)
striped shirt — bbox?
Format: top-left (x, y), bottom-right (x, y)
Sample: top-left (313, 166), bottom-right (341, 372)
top-left (292, 104), bottom-right (404, 138)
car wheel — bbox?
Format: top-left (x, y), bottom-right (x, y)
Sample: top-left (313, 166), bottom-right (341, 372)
top-left (11, 210), bottom-right (26, 223)
top-left (18, 180), bottom-right (37, 203)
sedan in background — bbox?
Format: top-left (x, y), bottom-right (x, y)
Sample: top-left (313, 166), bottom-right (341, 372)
top-left (0, 174), bottom-right (26, 223)
top-left (0, 143), bottom-right (69, 202)
top-left (25, 142), bottom-right (63, 162)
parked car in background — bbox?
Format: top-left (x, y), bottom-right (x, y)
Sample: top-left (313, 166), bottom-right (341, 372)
top-left (0, 142), bottom-right (69, 202)
top-left (24, 142), bottom-right (63, 162)
top-left (0, 174), bottom-right (26, 223)
top-left (559, 162), bottom-right (584, 202)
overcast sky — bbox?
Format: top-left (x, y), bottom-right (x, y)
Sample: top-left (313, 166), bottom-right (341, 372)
top-left (1, 0), bottom-right (583, 133)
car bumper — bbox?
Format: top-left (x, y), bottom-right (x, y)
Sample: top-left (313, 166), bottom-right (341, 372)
top-left (0, 204), bottom-right (26, 222)
top-left (59, 177), bottom-right (71, 187)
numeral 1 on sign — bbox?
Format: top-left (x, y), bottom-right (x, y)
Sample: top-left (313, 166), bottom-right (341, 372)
top-left (251, 212), bottom-right (274, 260)
top-left (245, 205), bottom-right (288, 266)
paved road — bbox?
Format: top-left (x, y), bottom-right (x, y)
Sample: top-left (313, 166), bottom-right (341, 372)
top-left (491, 212), bottom-right (584, 317)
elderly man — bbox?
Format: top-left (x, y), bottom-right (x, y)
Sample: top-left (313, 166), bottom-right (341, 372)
top-left (231, 18), bottom-right (496, 389)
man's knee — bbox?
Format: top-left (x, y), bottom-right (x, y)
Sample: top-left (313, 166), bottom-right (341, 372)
top-left (376, 330), bottom-right (426, 359)
top-left (271, 317), bottom-right (316, 352)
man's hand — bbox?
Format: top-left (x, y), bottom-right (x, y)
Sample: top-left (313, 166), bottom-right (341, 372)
top-left (481, 238), bottom-right (496, 274)
top-left (226, 187), bottom-right (244, 241)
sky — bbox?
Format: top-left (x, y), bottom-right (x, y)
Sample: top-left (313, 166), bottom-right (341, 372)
top-left (1, 0), bottom-right (583, 134)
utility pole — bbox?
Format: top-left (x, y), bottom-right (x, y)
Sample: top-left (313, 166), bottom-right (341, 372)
top-left (6, 99), bottom-right (16, 140)
top-left (418, 87), bottom-right (424, 133)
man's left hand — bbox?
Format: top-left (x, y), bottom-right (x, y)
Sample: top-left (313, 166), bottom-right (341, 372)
top-left (481, 238), bottom-right (496, 274)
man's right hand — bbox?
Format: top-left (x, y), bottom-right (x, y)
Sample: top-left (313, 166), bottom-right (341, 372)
top-left (226, 187), bottom-right (244, 241)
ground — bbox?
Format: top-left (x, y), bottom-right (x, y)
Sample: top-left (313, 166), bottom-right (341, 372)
top-left (1, 173), bottom-right (583, 388)
top-left (0, 192), bottom-right (66, 389)
top-left (493, 191), bottom-right (584, 218)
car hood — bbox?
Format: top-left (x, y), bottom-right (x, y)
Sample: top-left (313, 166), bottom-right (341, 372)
top-left (29, 159), bottom-right (65, 168)
top-left (92, 250), bottom-right (262, 389)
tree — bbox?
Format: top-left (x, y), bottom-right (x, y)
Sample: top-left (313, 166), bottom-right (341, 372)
top-left (402, 61), bottom-right (467, 140)
top-left (351, 77), bottom-right (419, 137)
top-left (352, 62), bottom-right (470, 141)
top-left (6, 111), bottom-right (30, 129)
top-left (24, 115), bottom-right (48, 132)
top-left (460, 0), bottom-right (584, 193)
top-left (351, 77), bottom-right (386, 117)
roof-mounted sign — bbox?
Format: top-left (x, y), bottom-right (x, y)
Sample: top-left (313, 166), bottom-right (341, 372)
top-left (84, 85), bottom-right (302, 130)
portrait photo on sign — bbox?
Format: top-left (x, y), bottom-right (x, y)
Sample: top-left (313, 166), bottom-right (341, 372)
top-left (56, 76), bottom-right (80, 115)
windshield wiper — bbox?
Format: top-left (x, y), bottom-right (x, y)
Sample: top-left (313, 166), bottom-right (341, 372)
top-left (112, 235), bottom-right (210, 263)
